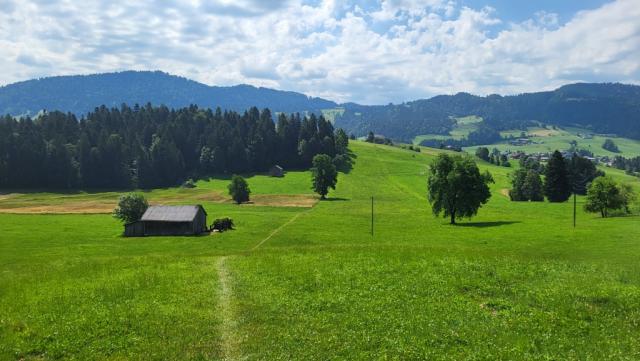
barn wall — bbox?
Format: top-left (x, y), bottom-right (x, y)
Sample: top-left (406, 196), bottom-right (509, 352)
top-left (193, 208), bottom-right (207, 234)
top-left (144, 221), bottom-right (194, 236)
top-left (124, 221), bottom-right (145, 237)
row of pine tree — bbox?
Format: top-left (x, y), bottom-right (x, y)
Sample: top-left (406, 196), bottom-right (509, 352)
top-left (0, 104), bottom-right (350, 189)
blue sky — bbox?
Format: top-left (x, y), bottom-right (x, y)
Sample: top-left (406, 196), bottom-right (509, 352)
top-left (0, 0), bottom-right (638, 104)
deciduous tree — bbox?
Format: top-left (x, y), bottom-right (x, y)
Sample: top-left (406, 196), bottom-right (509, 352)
top-left (228, 175), bottom-right (250, 204)
top-left (113, 193), bottom-right (148, 224)
top-left (427, 154), bottom-right (494, 224)
top-left (584, 176), bottom-right (624, 218)
top-left (311, 154), bottom-right (338, 199)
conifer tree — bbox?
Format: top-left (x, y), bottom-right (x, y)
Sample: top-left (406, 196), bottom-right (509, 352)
top-left (544, 150), bottom-right (571, 202)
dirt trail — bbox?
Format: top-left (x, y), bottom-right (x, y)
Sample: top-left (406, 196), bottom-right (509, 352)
top-left (250, 210), bottom-right (309, 251)
top-left (216, 256), bottom-right (241, 361)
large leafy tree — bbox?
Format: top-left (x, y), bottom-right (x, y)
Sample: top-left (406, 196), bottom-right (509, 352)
top-left (228, 175), bottom-right (251, 204)
top-left (544, 150), bottom-right (571, 202)
top-left (311, 154), bottom-right (338, 199)
top-left (584, 176), bottom-right (624, 218)
top-left (113, 193), bottom-right (149, 224)
top-left (427, 153), bottom-right (494, 224)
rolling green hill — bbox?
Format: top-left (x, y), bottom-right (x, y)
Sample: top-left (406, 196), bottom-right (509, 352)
top-left (1, 141), bottom-right (640, 359)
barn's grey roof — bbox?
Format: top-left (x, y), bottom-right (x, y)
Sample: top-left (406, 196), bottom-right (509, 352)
top-left (141, 205), bottom-right (205, 222)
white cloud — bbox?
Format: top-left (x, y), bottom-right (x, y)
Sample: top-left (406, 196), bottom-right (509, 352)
top-left (0, 0), bottom-right (638, 104)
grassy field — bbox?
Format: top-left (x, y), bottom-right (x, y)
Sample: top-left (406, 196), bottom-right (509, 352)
top-left (413, 116), bottom-right (482, 143)
top-left (2, 141), bottom-right (640, 360)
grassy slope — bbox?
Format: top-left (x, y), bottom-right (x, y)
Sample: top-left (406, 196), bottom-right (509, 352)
top-left (481, 126), bottom-right (640, 157)
top-left (229, 142), bottom-right (640, 359)
top-left (414, 116), bottom-right (482, 143)
top-left (2, 141), bottom-right (640, 360)
top-left (414, 120), bottom-right (640, 157)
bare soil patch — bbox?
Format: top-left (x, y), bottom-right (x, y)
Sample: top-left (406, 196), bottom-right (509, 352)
top-left (0, 194), bottom-right (15, 201)
top-left (0, 200), bottom-right (116, 214)
top-left (0, 193), bottom-right (316, 214)
top-left (244, 194), bottom-right (317, 208)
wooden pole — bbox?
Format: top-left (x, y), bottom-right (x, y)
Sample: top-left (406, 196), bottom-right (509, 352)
top-left (371, 196), bottom-right (374, 236)
top-left (573, 192), bottom-right (576, 228)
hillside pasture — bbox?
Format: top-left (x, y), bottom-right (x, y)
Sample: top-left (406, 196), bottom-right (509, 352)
top-left (2, 141), bottom-right (640, 359)
top-left (413, 115), bottom-right (482, 143)
top-left (488, 126), bottom-right (640, 157)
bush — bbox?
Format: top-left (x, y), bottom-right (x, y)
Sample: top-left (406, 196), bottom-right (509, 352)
top-left (113, 193), bottom-right (148, 223)
top-left (181, 178), bottom-right (196, 188)
top-left (602, 139), bottom-right (620, 153)
top-left (475, 147), bottom-right (490, 161)
top-left (212, 217), bottom-right (235, 232)
top-left (228, 175), bottom-right (250, 204)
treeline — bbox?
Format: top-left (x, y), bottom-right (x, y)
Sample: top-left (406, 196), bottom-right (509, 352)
top-left (0, 104), bottom-right (350, 189)
top-left (509, 151), bottom-right (604, 202)
top-left (475, 147), bottom-right (511, 167)
top-left (419, 125), bottom-right (502, 149)
top-left (335, 102), bottom-right (453, 142)
top-left (612, 155), bottom-right (640, 175)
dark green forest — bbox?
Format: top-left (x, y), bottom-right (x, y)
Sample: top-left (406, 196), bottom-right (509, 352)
top-left (3, 72), bottom-right (638, 143)
top-left (0, 104), bottom-right (349, 189)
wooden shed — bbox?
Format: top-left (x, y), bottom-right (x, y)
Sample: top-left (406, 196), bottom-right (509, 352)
top-left (124, 205), bottom-right (208, 237)
top-left (269, 165), bottom-right (284, 177)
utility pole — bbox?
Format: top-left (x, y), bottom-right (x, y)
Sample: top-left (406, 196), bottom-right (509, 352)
top-left (573, 190), bottom-right (576, 228)
top-left (371, 196), bottom-right (374, 236)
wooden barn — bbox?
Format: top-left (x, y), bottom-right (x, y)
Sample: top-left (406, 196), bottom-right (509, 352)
top-left (269, 165), bottom-right (284, 177)
top-left (124, 205), bottom-right (208, 237)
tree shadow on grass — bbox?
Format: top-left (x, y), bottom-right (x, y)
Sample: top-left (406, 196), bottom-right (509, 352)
top-left (453, 221), bottom-right (521, 228)
top-left (322, 197), bottom-right (349, 202)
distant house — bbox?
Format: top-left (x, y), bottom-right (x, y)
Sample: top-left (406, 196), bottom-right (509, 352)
top-left (509, 138), bottom-right (532, 146)
top-left (124, 205), bottom-right (208, 237)
top-left (269, 165), bottom-right (284, 177)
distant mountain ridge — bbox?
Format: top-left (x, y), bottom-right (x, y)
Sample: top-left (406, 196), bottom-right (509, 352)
top-left (0, 71), bottom-right (337, 116)
top-left (1, 71), bottom-right (638, 140)
top-left (334, 83), bottom-right (640, 140)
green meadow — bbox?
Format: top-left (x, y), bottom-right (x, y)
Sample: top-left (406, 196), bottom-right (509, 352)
top-left (413, 118), bottom-right (640, 157)
top-left (413, 115), bottom-right (483, 143)
top-left (2, 141), bottom-right (640, 360)
top-left (478, 126), bottom-right (640, 157)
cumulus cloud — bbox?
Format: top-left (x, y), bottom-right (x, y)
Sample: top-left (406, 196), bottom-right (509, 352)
top-left (0, 0), bottom-right (638, 103)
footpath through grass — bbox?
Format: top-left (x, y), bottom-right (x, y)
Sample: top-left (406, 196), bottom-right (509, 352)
top-left (1, 141), bottom-right (640, 360)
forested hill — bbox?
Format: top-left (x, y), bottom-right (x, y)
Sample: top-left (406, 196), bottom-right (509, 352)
top-left (336, 83), bottom-right (640, 141)
top-left (0, 71), bottom-right (337, 116)
top-left (2, 72), bottom-right (638, 141)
